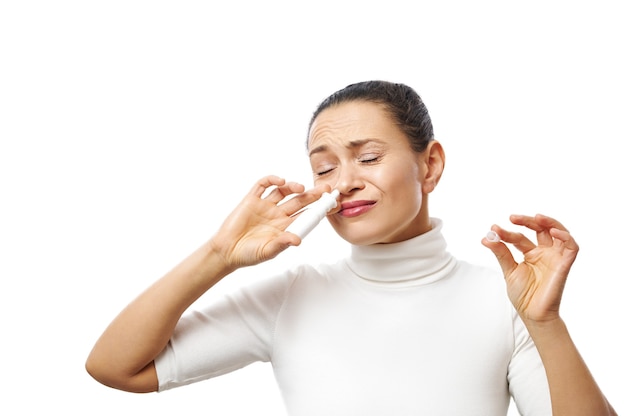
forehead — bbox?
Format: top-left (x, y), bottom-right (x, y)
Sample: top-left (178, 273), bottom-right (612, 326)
top-left (308, 100), bottom-right (404, 150)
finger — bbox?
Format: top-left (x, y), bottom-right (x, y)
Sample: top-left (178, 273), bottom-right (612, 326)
top-left (481, 233), bottom-right (518, 277)
top-left (509, 214), bottom-right (554, 247)
top-left (281, 184), bottom-right (332, 215)
top-left (550, 227), bottom-right (579, 256)
top-left (534, 214), bottom-right (576, 256)
top-left (264, 181), bottom-right (306, 204)
top-left (550, 227), bottom-right (575, 246)
top-left (262, 233), bottom-right (303, 260)
top-left (552, 228), bottom-right (579, 279)
top-left (249, 175), bottom-right (287, 198)
top-left (492, 224), bottom-right (537, 254)
top-left (534, 213), bottom-right (569, 233)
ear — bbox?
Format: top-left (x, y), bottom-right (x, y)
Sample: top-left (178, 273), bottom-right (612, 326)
top-left (421, 140), bottom-right (445, 194)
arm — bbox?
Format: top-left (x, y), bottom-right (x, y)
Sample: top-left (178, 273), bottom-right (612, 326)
top-left (482, 214), bottom-right (617, 416)
top-left (85, 175), bottom-right (329, 393)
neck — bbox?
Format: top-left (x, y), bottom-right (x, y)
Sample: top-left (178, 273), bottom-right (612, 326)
top-left (346, 218), bottom-right (456, 286)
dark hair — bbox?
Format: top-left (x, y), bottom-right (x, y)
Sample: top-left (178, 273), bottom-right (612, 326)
top-left (307, 80), bottom-right (434, 153)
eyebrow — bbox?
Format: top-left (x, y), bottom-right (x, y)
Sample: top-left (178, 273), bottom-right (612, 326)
top-left (308, 138), bottom-right (385, 157)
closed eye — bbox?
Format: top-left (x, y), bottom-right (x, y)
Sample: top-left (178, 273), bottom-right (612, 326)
top-left (359, 154), bottom-right (381, 164)
top-left (316, 167), bottom-right (335, 176)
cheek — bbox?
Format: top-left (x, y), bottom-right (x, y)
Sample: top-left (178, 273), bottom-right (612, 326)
top-left (313, 176), bottom-right (333, 189)
top-left (378, 163), bottom-right (422, 196)
top-left (413, 183), bottom-right (424, 212)
top-left (386, 169), bottom-right (424, 214)
top-left (397, 182), bottom-right (422, 211)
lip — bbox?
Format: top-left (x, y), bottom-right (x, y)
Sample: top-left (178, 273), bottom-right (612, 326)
top-left (338, 200), bottom-right (377, 218)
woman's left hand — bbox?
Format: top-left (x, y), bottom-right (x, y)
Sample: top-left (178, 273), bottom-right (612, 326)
top-left (482, 214), bottom-right (579, 323)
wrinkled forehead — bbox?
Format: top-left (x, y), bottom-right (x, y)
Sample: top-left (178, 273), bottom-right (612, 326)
top-left (307, 101), bottom-right (394, 150)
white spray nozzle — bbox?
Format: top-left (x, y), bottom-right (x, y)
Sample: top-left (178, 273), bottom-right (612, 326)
top-left (485, 230), bottom-right (501, 243)
top-left (286, 189), bottom-right (340, 239)
top-left (328, 189), bottom-right (340, 200)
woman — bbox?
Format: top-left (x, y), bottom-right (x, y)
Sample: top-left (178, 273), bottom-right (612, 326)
top-left (86, 81), bottom-right (616, 415)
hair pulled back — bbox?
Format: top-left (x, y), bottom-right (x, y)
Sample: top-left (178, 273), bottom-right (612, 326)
top-left (308, 80), bottom-right (434, 153)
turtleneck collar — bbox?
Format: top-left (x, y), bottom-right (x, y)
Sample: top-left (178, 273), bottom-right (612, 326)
top-left (345, 218), bottom-right (456, 286)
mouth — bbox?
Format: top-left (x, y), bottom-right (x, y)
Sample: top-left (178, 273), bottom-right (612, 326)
top-left (338, 200), bottom-right (377, 218)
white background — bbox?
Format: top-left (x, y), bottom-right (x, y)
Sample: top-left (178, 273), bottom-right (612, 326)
top-left (1, 1), bottom-right (624, 414)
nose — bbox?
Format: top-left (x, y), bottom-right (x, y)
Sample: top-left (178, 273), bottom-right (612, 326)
top-left (334, 165), bottom-right (365, 195)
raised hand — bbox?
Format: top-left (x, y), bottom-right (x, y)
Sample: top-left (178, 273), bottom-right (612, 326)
top-left (482, 214), bottom-right (579, 323)
top-left (209, 175), bottom-right (331, 269)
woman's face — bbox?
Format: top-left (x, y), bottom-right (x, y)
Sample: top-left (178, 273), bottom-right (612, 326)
top-left (308, 100), bottom-right (438, 245)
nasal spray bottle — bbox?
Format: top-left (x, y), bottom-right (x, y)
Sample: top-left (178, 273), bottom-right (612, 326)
top-left (286, 189), bottom-right (340, 239)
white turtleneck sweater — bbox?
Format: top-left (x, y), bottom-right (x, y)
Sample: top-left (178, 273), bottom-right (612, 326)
top-left (155, 219), bottom-right (550, 415)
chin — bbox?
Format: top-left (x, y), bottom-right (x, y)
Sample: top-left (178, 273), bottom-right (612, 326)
top-left (332, 220), bottom-right (424, 245)
top-left (332, 225), bottom-right (388, 246)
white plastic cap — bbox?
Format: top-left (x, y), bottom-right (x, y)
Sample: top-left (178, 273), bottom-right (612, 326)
top-left (485, 230), bottom-right (501, 243)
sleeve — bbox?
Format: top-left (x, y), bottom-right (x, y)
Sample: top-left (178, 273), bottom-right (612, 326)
top-left (507, 307), bottom-right (552, 415)
top-left (154, 271), bottom-right (296, 392)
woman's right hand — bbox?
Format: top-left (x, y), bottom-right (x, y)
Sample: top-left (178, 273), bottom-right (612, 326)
top-left (209, 175), bottom-right (330, 269)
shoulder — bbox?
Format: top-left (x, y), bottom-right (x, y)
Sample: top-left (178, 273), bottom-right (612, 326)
top-left (239, 259), bottom-right (345, 297)
top-left (283, 260), bottom-right (347, 289)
